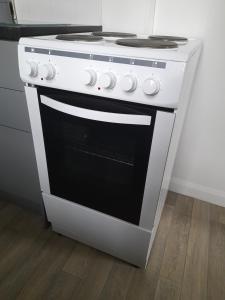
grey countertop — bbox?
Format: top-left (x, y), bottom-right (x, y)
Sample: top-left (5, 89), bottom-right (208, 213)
top-left (0, 23), bottom-right (102, 41)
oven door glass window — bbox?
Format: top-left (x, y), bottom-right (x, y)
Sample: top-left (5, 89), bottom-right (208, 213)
top-left (39, 88), bottom-right (156, 225)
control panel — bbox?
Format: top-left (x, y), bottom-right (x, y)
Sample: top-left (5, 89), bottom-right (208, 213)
top-left (18, 45), bottom-right (186, 108)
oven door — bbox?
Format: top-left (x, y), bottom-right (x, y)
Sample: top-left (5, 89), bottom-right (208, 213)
top-left (30, 87), bottom-right (155, 225)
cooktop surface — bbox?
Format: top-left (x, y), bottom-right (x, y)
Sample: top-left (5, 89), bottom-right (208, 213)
top-left (56, 34), bottom-right (103, 42)
top-left (149, 35), bottom-right (188, 43)
top-left (116, 38), bottom-right (178, 49)
top-left (92, 32), bottom-right (137, 38)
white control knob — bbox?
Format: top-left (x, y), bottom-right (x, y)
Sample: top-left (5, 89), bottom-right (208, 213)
top-left (143, 78), bottom-right (160, 95)
top-left (26, 61), bottom-right (38, 77)
top-left (120, 75), bottom-right (137, 92)
top-left (39, 63), bottom-right (56, 80)
top-left (82, 69), bottom-right (97, 86)
top-left (99, 72), bottom-right (116, 89)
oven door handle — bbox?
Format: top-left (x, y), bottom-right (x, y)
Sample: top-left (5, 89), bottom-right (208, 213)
top-left (40, 95), bottom-right (151, 126)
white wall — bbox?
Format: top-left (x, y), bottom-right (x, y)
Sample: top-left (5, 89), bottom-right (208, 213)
top-left (154, 0), bottom-right (225, 206)
top-left (15, 0), bottom-right (101, 25)
top-left (15, 0), bottom-right (156, 34)
top-left (15, 0), bottom-right (155, 34)
top-left (102, 0), bottom-right (155, 34)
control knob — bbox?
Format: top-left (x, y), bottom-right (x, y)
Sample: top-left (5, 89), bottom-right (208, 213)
top-left (120, 75), bottom-right (137, 92)
top-left (39, 63), bottom-right (56, 80)
top-left (143, 78), bottom-right (160, 95)
top-left (99, 72), bottom-right (116, 89)
top-left (26, 61), bottom-right (38, 77)
top-left (81, 69), bottom-right (97, 86)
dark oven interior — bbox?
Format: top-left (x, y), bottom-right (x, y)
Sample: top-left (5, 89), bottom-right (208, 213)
top-left (38, 87), bottom-right (156, 225)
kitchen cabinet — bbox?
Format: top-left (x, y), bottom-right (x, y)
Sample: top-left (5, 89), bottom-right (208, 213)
top-left (0, 39), bottom-right (42, 212)
top-left (0, 88), bottom-right (31, 131)
top-left (0, 41), bottom-right (24, 91)
top-left (0, 125), bottom-right (42, 212)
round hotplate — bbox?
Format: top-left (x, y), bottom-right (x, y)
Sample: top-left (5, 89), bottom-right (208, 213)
top-left (56, 34), bottom-right (103, 41)
top-left (149, 35), bottom-right (188, 42)
top-left (116, 38), bottom-right (178, 49)
top-left (92, 31), bottom-right (137, 38)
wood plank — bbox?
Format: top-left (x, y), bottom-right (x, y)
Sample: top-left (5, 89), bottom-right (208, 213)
top-left (43, 271), bottom-right (81, 300)
top-left (181, 199), bottom-right (209, 300)
top-left (0, 193), bottom-right (224, 300)
top-left (207, 210), bottom-right (225, 300)
top-left (159, 194), bottom-right (193, 284)
top-left (166, 191), bottom-right (178, 207)
top-left (72, 250), bottom-right (114, 300)
top-left (219, 208), bottom-right (225, 225)
top-left (210, 202), bottom-right (225, 225)
top-left (0, 207), bottom-right (39, 261)
top-left (0, 227), bottom-right (19, 258)
top-left (8, 209), bottom-right (43, 233)
top-left (63, 242), bottom-right (95, 279)
top-left (0, 229), bottom-right (52, 300)
top-left (99, 260), bottom-right (134, 300)
top-left (0, 204), bottom-right (22, 230)
top-left (17, 234), bottom-right (76, 300)
top-left (0, 211), bottom-right (45, 283)
top-left (154, 278), bottom-right (180, 300)
top-left (126, 204), bottom-right (174, 300)
top-left (0, 199), bottom-right (7, 210)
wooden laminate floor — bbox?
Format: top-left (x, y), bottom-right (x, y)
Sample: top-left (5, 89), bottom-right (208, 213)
top-left (0, 192), bottom-right (225, 300)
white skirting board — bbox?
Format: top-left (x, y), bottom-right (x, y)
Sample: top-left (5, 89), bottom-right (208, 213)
top-left (170, 177), bottom-right (225, 207)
